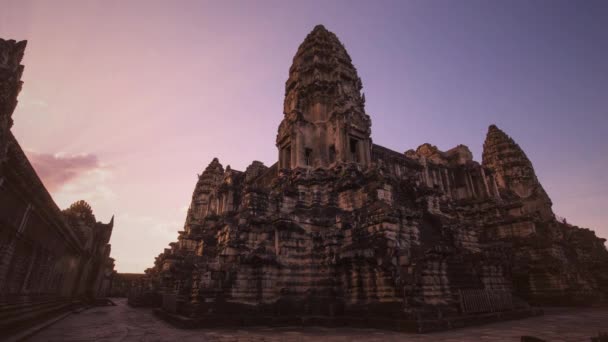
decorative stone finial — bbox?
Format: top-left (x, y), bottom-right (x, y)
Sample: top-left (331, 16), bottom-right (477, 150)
top-left (204, 157), bottom-right (224, 173)
top-left (64, 200), bottom-right (97, 225)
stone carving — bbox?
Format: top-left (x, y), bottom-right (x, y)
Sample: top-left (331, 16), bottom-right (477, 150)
top-left (138, 26), bottom-right (608, 331)
top-left (63, 200), bottom-right (115, 298)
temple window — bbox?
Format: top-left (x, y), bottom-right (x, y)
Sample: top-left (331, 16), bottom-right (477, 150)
top-left (285, 146), bottom-right (291, 168)
top-left (218, 195), bottom-right (224, 213)
top-left (280, 145), bottom-right (292, 169)
top-left (305, 148), bottom-right (313, 166)
top-left (329, 145), bottom-right (336, 163)
top-left (350, 138), bottom-right (359, 162)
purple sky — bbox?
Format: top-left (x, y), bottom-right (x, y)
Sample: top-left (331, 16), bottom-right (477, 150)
top-left (2, 0), bottom-right (607, 272)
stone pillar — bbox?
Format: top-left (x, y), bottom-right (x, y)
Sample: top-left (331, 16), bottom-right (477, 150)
top-left (467, 172), bottom-right (477, 198)
top-left (278, 148), bottom-right (283, 169)
top-left (443, 169), bottom-right (452, 198)
top-left (358, 138), bottom-right (371, 168)
top-left (225, 191), bottom-right (233, 212)
top-left (0, 204), bottom-right (32, 288)
top-left (480, 168), bottom-right (491, 197)
top-left (436, 169), bottom-right (444, 192)
top-left (346, 134), bottom-right (353, 163)
top-left (422, 157), bottom-right (432, 187)
top-left (464, 170), bottom-right (474, 197)
top-left (492, 175), bottom-right (501, 200)
top-left (335, 123), bottom-right (346, 164)
top-left (294, 132), bottom-right (302, 168)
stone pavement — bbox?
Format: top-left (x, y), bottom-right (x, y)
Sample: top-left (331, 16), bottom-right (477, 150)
top-left (29, 299), bottom-right (607, 342)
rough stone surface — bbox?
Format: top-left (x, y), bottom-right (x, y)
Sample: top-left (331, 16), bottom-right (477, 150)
top-left (0, 38), bottom-right (26, 170)
top-left (134, 25), bottom-right (608, 330)
top-left (30, 298), bottom-right (608, 342)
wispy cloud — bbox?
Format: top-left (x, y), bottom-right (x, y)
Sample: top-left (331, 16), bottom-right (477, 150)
top-left (27, 151), bottom-right (103, 191)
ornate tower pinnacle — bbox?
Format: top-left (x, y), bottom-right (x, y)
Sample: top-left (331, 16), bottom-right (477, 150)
top-left (482, 124), bottom-right (553, 219)
top-left (184, 158), bottom-right (225, 231)
top-left (276, 25), bottom-right (372, 170)
top-left (0, 39), bottom-right (27, 172)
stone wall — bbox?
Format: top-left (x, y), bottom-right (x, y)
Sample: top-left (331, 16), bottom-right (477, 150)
top-left (110, 273), bottom-right (145, 297)
top-left (0, 38), bottom-right (116, 317)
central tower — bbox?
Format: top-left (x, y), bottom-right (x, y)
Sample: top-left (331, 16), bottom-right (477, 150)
top-left (276, 25), bottom-right (372, 170)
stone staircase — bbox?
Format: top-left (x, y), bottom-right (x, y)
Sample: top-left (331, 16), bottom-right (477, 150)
top-left (0, 294), bottom-right (78, 339)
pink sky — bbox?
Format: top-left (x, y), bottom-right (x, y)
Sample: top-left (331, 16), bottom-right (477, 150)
top-left (3, 1), bottom-right (606, 272)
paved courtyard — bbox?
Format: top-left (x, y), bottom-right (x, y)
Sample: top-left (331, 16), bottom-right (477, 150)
top-left (29, 298), bottom-right (607, 342)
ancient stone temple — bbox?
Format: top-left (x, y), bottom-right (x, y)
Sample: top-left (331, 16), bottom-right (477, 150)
top-left (0, 38), bottom-right (117, 337)
top-left (140, 25), bottom-right (608, 331)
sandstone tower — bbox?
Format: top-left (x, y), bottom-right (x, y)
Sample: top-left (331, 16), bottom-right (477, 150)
top-left (277, 25), bottom-right (371, 170)
top-left (483, 124), bottom-right (553, 220)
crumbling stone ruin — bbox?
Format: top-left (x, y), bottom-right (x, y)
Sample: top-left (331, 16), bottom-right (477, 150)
top-left (0, 39), bottom-right (116, 336)
top-left (137, 25), bottom-right (607, 331)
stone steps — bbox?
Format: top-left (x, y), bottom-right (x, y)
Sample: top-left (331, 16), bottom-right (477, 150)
top-left (0, 296), bottom-right (77, 339)
top-left (0, 297), bottom-right (63, 314)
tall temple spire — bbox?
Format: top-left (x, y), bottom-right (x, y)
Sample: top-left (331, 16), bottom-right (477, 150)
top-left (482, 125), bottom-right (535, 189)
top-left (277, 25), bottom-right (371, 170)
top-left (482, 124), bottom-right (553, 219)
top-left (283, 24), bottom-right (365, 116)
top-left (184, 158), bottom-right (225, 232)
top-left (202, 157), bottom-right (224, 175)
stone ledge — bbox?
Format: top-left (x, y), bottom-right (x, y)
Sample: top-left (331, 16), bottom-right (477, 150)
top-left (153, 308), bottom-right (543, 333)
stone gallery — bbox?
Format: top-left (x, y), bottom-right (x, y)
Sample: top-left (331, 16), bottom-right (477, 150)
top-left (0, 39), bottom-right (116, 335)
top-left (134, 26), bottom-right (608, 331)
